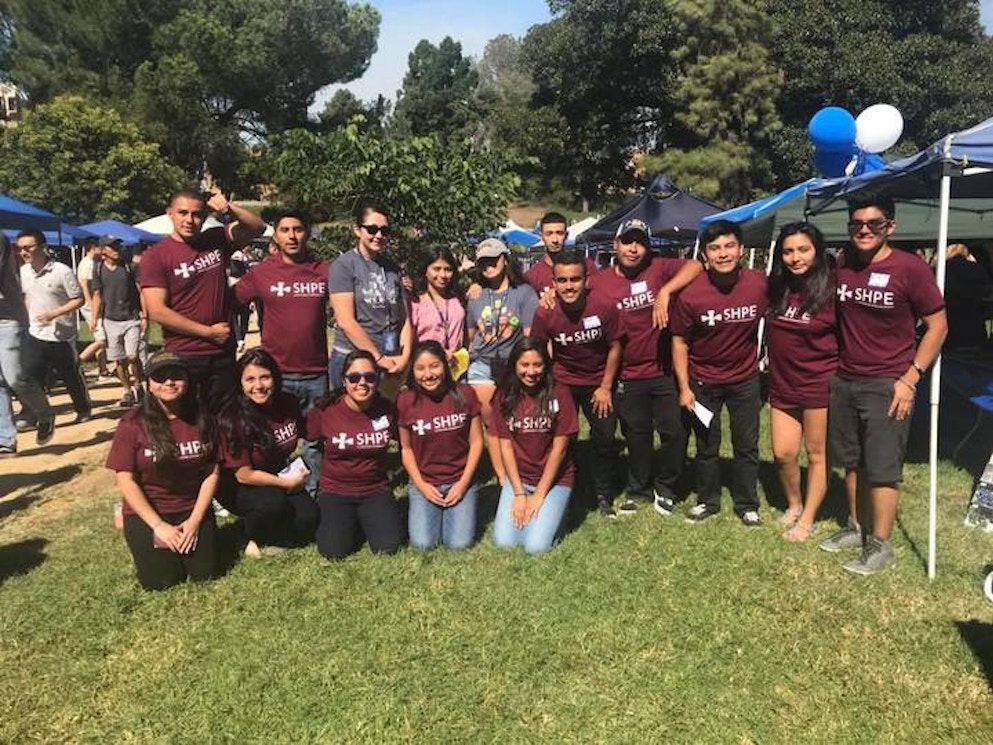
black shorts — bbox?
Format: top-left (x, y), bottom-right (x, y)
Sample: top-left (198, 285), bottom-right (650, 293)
top-left (828, 374), bottom-right (910, 485)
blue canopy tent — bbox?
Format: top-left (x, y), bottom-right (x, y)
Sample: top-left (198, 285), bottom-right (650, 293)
top-left (0, 193), bottom-right (61, 232)
top-left (500, 227), bottom-right (542, 247)
top-left (80, 219), bottom-right (159, 245)
top-left (2, 224), bottom-right (97, 246)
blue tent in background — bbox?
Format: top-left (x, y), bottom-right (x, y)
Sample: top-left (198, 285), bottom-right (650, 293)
top-left (2, 223), bottom-right (97, 246)
top-left (500, 228), bottom-right (541, 246)
top-left (0, 193), bottom-right (62, 232)
top-left (80, 219), bottom-right (159, 245)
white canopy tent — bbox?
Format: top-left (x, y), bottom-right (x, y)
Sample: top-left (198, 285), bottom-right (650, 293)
top-left (133, 213), bottom-right (273, 238)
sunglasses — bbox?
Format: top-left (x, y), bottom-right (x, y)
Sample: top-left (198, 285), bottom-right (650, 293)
top-left (344, 372), bottom-right (378, 385)
top-left (477, 256), bottom-right (504, 267)
top-left (847, 218), bottom-right (890, 234)
top-left (361, 224), bottom-right (391, 236)
top-left (149, 368), bottom-right (186, 383)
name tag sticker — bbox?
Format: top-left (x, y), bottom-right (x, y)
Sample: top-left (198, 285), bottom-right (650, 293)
top-left (372, 415), bottom-right (390, 431)
top-left (631, 280), bottom-right (648, 295)
top-left (582, 315), bottom-right (602, 329)
top-left (549, 398), bottom-right (560, 413)
top-left (868, 272), bottom-right (890, 288)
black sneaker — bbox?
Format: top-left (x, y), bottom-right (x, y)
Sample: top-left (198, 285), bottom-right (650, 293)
top-left (617, 498), bottom-right (638, 515)
top-left (0, 443), bottom-right (16, 458)
top-left (596, 496), bottom-right (617, 519)
top-left (653, 490), bottom-right (675, 516)
top-left (74, 411), bottom-right (92, 424)
top-left (738, 510), bottom-right (762, 527)
top-left (118, 391), bottom-right (136, 408)
top-left (36, 418), bottom-right (55, 446)
top-left (685, 503), bottom-right (719, 523)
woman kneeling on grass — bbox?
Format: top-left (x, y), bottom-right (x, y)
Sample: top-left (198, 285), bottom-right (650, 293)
top-left (491, 337), bottom-right (578, 555)
top-left (105, 351), bottom-right (219, 590)
top-left (307, 350), bottom-right (402, 559)
top-left (765, 222), bottom-right (838, 542)
top-left (398, 341), bottom-right (484, 550)
top-left (217, 349), bottom-right (319, 558)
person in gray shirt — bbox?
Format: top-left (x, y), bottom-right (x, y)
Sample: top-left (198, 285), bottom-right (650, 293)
top-left (465, 238), bottom-right (538, 483)
top-left (328, 201), bottom-right (411, 392)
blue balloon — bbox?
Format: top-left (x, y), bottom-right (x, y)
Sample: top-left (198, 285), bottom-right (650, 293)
top-left (808, 107), bottom-right (857, 152)
top-left (814, 148), bottom-right (855, 178)
top-left (853, 151), bottom-right (886, 176)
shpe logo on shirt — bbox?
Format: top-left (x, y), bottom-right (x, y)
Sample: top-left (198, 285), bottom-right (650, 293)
top-left (411, 412), bottom-right (468, 436)
top-left (330, 430), bottom-right (390, 449)
top-left (553, 328), bottom-right (603, 345)
top-left (270, 281), bottom-right (326, 298)
top-left (837, 283), bottom-right (894, 308)
top-left (699, 305), bottom-right (758, 326)
top-left (172, 250), bottom-right (223, 279)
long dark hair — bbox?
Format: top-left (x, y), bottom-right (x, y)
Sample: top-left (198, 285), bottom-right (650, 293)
top-left (768, 222), bottom-right (834, 316)
top-left (411, 246), bottom-right (461, 299)
top-left (316, 350), bottom-right (380, 409)
top-left (217, 348), bottom-right (284, 461)
top-left (498, 337), bottom-right (555, 421)
top-left (141, 372), bottom-right (217, 476)
top-left (404, 340), bottom-right (463, 412)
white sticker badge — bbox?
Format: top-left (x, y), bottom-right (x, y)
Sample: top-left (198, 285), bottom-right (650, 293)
top-left (371, 415), bottom-right (390, 431)
top-left (630, 280), bottom-right (648, 295)
top-left (582, 315), bottom-right (602, 330)
top-left (868, 272), bottom-right (890, 288)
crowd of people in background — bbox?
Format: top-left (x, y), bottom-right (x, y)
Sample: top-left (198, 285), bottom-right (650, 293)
top-left (5, 187), bottom-right (988, 590)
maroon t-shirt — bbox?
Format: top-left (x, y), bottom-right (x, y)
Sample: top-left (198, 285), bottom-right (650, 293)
top-left (235, 255), bottom-right (330, 374)
top-left (525, 256), bottom-right (598, 295)
top-left (106, 410), bottom-right (215, 515)
top-left (490, 381), bottom-right (578, 487)
top-left (766, 287), bottom-right (838, 409)
top-left (140, 227), bottom-right (235, 357)
top-left (589, 257), bottom-right (686, 381)
top-left (397, 383), bottom-right (481, 485)
top-left (670, 269), bottom-right (767, 385)
top-left (530, 292), bottom-right (621, 387)
top-left (306, 395), bottom-right (397, 496)
top-left (220, 392), bottom-right (303, 474)
top-left (835, 248), bottom-right (945, 378)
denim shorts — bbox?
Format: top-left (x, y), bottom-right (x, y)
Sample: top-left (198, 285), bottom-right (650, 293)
top-left (467, 357), bottom-right (493, 384)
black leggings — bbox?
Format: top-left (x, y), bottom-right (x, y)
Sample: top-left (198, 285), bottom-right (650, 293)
top-left (316, 489), bottom-right (402, 560)
top-left (221, 483), bottom-right (318, 547)
top-left (123, 510), bottom-right (216, 590)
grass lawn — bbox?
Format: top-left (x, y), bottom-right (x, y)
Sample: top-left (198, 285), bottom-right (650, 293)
top-left (2, 408), bottom-right (993, 742)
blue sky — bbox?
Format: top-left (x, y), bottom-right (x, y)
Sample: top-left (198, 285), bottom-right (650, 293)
top-left (316, 0), bottom-right (993, 110)
top-left (314, 0), bottom-right (551, 109)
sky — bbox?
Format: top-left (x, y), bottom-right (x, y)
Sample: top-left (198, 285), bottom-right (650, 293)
top-left (315, 0), bottom-right (993, 111)
top-left (313, 0), bottom-right (552, 110)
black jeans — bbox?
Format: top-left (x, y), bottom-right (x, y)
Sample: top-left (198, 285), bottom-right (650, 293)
top-left (123, 510), bottom-right (216, 590)
top-left (614, 374), bottom-right (688, 500)
top-left (22, 336), bottom-right (90, 417)
top-left (219, 482), bottom-right (318, 547)
top-left (316, 489), bottom-right (402, 560)
top-left (568, 384), bottom-right (619, 499)
top-left (182, 352), bottom-right (236, 413)
top-left (690, 375), bottom-right (761, 513)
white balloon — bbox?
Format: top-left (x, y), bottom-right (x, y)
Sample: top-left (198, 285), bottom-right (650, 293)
top-left (855, 104), bottom-right (904, 153)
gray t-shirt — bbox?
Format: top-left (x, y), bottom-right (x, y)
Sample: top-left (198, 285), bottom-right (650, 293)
top-left (20, 260), bottom-right (82, 342)
top-left (466, 283), bottom-right (539, 362)
top-left (328, 248), bottom-right (406, 354)
top-left (91, 261), bottom-right (140, 322)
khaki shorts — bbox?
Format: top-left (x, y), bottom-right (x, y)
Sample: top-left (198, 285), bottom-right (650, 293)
top-left (103, 318), bottom-right (141, 361)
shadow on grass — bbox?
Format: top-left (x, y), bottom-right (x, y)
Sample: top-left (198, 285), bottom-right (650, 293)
top-left (895, 513), bottom-right (928, 571)
top-left (214, 519), bottom-right (248, 579)
top-left (0, 537), bottom-right (48, 585)
top-left (0, 464), bottom-right (83, 513)
top-left (41, 428), bottom-right (116, 456)
top-left (956, 620), bottom-right (993, 692)
top-left (757, 459), bottom-right (850, 526)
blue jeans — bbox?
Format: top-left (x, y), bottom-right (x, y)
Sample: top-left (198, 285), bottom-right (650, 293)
top-left (0, 322), bottom-right (53, 447)
top-left (282, 373), bottom-right (328, 497)
top-left (329, 331), bottom-right (395, 389)
top-left (407, 482), bottom-right (478, 550)
top-left (492, 482), bottom-right (572, 555)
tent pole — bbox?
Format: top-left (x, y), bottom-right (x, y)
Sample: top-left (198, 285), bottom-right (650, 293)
top-left (748, 244), bottom-right (756, 270)
top-left (691, 236), bottom-right (700, 261)
top-left (765, 236), bottom-right (776, 274)
top-left (928, 135), bottom-right (953, 581)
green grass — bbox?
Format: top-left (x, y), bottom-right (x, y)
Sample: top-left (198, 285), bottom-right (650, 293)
top-left (2, 411), bottom-right (993, 742)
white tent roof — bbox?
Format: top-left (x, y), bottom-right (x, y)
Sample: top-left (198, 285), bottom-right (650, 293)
top-left (133, 214), bottom-right (273, 238)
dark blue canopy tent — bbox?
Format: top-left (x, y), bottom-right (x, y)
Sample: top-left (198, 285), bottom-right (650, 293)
top-left (80, 219), bottom-right (160, 245)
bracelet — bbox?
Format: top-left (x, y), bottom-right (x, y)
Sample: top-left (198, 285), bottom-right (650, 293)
top-left (912, 361), bottom-right (925, 376)
top-left (514, 492), bottom-right (525, 498)
top-left (897, 377), bottom-right (916, 393)
top-left (376, 354), bottom-right (384, 363)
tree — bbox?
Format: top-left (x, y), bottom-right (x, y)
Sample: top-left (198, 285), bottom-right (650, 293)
top-left (317, 89), bottom-right (389, 134)
top-left (476, 34), bottom-right (535, 107)
top-left (255, 123), bottom-right (520, 256)
top-left (766, 0), bottom-right (993, 186)
top-left (4, 0), bottom-right (381, 185)
top-left (0, 94), bottom-right (185, 222)
top-left (642, 0), bottom-right (782, 205)
top-left (521, 0), bottom-right (680, 210)
top-left (392, 36), bottom-right (480, 143)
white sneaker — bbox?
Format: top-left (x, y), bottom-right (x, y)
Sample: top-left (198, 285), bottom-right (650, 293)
top-left (213, 499), bottom-right (231, 518)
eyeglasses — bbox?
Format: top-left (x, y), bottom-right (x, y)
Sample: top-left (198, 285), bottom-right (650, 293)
top-left (344, 372), bottom-right (378, 385)
top-left (149, 368), bottom-right (186, 383)
top-left (361, 224), bottom-right (391, 236)
top-left (847, 218), bottom-right (891, 234)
